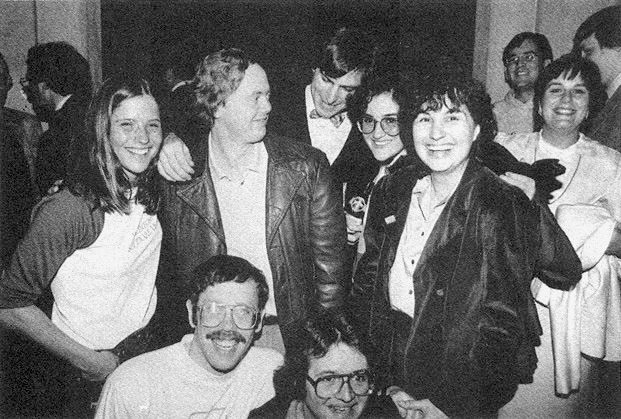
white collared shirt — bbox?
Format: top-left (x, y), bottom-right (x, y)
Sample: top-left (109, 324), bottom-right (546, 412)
top-left (607, 72), bottom-right (621, 101)
top-left (305, 85), bottom-right (352, 164)
top-left (493, 90), bottom-right (534, 135)
top-left (388, 175), bottom-right (454, 317)
top-left (208, 135), bottom-right (277, 315)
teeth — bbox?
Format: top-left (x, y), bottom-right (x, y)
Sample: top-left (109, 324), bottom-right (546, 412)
top-left (213, 339), bottom-right (236, 350)
top-left (127, 148), bottom-right (149, 155)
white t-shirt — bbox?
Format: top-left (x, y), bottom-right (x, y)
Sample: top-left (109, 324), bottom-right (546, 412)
top-left (96, 334), bottom-right (283, 419)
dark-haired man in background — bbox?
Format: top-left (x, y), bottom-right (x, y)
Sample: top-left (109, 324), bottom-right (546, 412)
top-left (575, 5), bottom-right (621, 153)
top-left (22, 41), bottom-right (92, 194)
top-left (493, 32), bottom-right (552, 134)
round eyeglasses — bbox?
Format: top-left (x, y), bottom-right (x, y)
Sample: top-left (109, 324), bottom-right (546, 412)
top-left (357, 115), bottom-right (399, 136)
top-left (504, 52), bottom-right (538, 66)
top-left (306, 369), bottom-right (374, 399)
top-left (198, 302), bottom-right (260, 330)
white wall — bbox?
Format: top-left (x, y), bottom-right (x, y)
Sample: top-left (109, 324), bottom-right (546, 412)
top-left (0, 0), bottom-right (101, 114)
top-left (474, 0), bottom-right (618, 103)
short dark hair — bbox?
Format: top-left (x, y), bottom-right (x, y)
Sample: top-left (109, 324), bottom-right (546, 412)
top-left (502, 32), bottom-right (553, 65)
top-left (271, 312), bottom-right (374, 401)
top-left (66, 76), bottom-right (160, 214)
top-left (346, 71), bottom-right (405, 125)
top-left (317, 28), bottom-right (376, 80)
top-left (399, 70), bottom-right (497, 156)
top-left (193, 48), bottom-right (257, 126)
top-left (574, 6), bottom-right (621, 50)
top-left (533, 54), bottom-right (605, 132)
top-left (188, 255), bottom-right (269, 323)
top-left (26, 42), bottom-right (92, 97)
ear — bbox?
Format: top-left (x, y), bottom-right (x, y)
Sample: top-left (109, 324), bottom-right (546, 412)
top-left (503, 66), bottom-right (511, 85)
top-left (213, 103), bottom-right (224, 119)
top-left (186, 299), bottom-right (197, 329)
top-left (542, 58), bottom-right (551, 68)
top-left (255, 311), bottom-right (265, 334)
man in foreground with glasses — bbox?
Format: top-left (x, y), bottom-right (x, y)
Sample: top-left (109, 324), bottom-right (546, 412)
top-left (95, 255), bottom-right (283, 418)
top-left (250, 312), bottom-right (401, 418)
top-left (493, 32), bottom-right (552, 134)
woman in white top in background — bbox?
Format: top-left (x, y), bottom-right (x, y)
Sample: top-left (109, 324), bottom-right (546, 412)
top-left (497, 54), bottom-right (621, 418)
top-left (0, 76), bottom-right (164, 416)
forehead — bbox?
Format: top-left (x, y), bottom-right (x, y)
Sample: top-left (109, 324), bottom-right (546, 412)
top-left (233, 63), bottom-right (269, 96)
top-left (112, 95), bottom-right (159, 118)
top-left (318, 69), bottom-right (363, 88)
top-left (510, 39), bottom-right (539, 55)
top-left (197, 280), bottom-right (259, 308)
top-left (548, 71), bottom-right (586, 85)
top-left (308, 343), bottom-right (368, 376)
top-left (366, 91), bottom-right (398, 114)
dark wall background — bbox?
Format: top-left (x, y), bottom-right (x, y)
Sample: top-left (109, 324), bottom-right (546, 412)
top-left (101, 0), bottom-right (477, 117)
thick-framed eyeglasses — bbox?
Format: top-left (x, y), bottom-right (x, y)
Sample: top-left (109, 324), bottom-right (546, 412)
top-left (198, 302), bottom-right (260, 330)
top-left (357, 115), bottom-right (399, 136)
top-left (306, 369), bottom-right (374, 399)
top-left (504, 52), bottom-right (538, 66)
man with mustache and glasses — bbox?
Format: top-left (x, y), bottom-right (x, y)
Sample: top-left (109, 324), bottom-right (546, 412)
top-left (96, 255), bottom-right (283, 418)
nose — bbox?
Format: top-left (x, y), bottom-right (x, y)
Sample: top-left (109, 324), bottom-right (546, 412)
top-left (261, 95), bottom-right (271, 114)
top-left (559, 89), bottom-right (573, 103)
top-left (335, 379), bottom-right (355, 403)
top-left (325, 84), bottom-right (339, 104)
top-left (430, 120), bottom-right (444, 141)
top-left (220, 308), bottom-right (236, 331)
top-left (372, 121), bottom-right (385, 139)
top-left (136, 126), bottom-right (150, 144)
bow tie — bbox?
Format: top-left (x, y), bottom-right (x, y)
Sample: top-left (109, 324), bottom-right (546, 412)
top-left (309, 109), bottom-right (347, 128)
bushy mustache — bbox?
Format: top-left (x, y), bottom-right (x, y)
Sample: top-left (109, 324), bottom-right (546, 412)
top-left (205, 330), bottom-right (246, 344)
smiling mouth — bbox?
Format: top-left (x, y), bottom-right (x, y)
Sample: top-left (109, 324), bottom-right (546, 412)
top-left (427, 144), bottom-right (453, 152)
top-left (329, 404), bottom-right (356, 415)
top-left (554, 108), bottom-right (576, 115)
top-left (126, 148), bottom-right (151, 155)
top-left (212, 339), bottom-right (238, 351)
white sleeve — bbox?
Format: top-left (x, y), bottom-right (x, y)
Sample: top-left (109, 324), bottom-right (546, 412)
top-left (555, 204), bottom-right (616, 271)
top-left (95, 369), bottom-right (151, 419)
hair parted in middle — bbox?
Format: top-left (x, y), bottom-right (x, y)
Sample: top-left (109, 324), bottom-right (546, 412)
top-left (317, 27), bottom-right (376, 80)
top-left (66, 75), bottom-right (160, 215)
top-left (193, 48), bottom-right (257, 126)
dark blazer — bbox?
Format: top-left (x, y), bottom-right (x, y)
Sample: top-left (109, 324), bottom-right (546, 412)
top-left (588, 86), bottom-right (621, 153)
top-left (268, 87), bottom-right (378, 187)
top-left (34, 94), bottom-right (88, 194)
top-left (353, 158), bottom-right (545, 416)
top-left (156, 127), bottom-right (347, 353)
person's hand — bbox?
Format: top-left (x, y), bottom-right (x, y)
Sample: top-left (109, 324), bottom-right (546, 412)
top-left (157, 132), bottom-right (194, 182)
top-left (387, 387), bottom-right (419, 418)
top-left (499, 171), bottom-right (536, 200)
top-left (46, 179), bottom-right (63, 195)
top-left (345, 212), bottom-right (364, 245)
top-left (81, 350), bottom-right (119, 382)
top-left (395, 398), bottom-right (448, 419)
top-left (285, 400), bottom-right (311, 419)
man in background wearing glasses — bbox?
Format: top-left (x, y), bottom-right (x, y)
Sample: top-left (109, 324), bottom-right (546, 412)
top-left (96, 255), bottom-right (283, 418)
top-left (493, 32), bottom-right (553, 134)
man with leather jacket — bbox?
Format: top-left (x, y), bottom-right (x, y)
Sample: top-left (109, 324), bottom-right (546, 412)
top-left (156, 48), bottom-right (347, 356)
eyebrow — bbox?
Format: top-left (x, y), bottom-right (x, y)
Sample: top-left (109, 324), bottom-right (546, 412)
top-left (509, 49), bottom-right (537, 56)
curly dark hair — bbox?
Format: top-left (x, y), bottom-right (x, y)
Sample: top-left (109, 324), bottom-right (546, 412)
top-left (346, 71), bottom-right (405, 128)
top-left (317, 27), bottom-right (376, 80)
top-left (271, 311), bottom-right (375, 402)
top-left (398, 70), bottom-right (497, 158)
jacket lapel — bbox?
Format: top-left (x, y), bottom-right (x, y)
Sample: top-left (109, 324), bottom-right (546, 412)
top-left (264, 136), bottom-right (306, 245)
top-left (176, 137), bottom-right (226, 243)
top-left (408, 160), bottom-right (477, 326)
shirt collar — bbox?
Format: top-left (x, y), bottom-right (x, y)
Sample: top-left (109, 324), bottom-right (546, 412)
top-left (305, 84), bottom-right (347, 128)
top-left (171, 80), bottom-right (190, 93)
top-left (504, 89), bottom-right (533, 108)
top-left (607, 72), bottom-right (621, 100)
top-left (55, 94), bottom-right (72, 111)
top-left (208, 133), bottom-right (266, 181)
